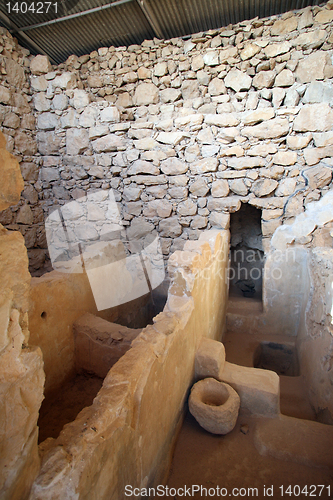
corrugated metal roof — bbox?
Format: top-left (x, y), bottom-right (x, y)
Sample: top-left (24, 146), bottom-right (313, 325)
top-left (0, 0), bottom-right (322, 64)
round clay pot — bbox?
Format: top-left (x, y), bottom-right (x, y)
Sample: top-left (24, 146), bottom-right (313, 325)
top-left (189, 377), bottom-right (240, 435)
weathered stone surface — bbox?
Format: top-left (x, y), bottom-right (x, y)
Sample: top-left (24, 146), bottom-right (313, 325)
top-left (37, 131), bottom-right (61, 155)
top-left (293, 103), bottom-right (333, 132)
top-left (30, 54), bottom-right (51, 75)
top-left (286, 134), bottom-right (312, 149)
top-left (134, 83), bottom-right (159, 105)
top-left (127, 160), bottom-right (159, 176)
top-left (182, 80), bottom-right (200, 99)
top-left (203, 50), bottom-right (219, 66)
top-left (0, 86), bottom-right (11, 104)
top-left (242, 109), bottom-right (275, 125)
top-left (159, 217), bottom-right (182, 237)
top-left (303, 81), bottom-right (333, 104)
top-left (229, 179), bottom-right (248, 196)
top-left (190, 158), bottom-right (219, 174)
top-left (240, 42), bottom-right (260, 61)
top-left (160, 157), bottom-right (188, 175)
top-left (243, 118), bottom-right (289, 139)
top-left (40, 167), bottom-right (59, 183)
top-left (145, 199), bottom-right (172, 218)
top-left (14, 132), bottom-right (37, 155)
top-left (211, 180), bottom-right (229, 198)
top-left (100, 106), bottom-right (120, 123)
top-left (314, 9), bottom-right (333, 24)
top-left (30, 76), bottom-right (48, 92)
top-left (275, 69), bottom-right (294, 87)
top-left (189, 378), bottom-right (240, 435)
top-left (209, 211), bottom-right (230, 228)
top-left (92, 134), bottom-right (126, 153)
top-left (292, 30), bottom-right (327, 50)
top-left (191, 55), bottom-right (204, 71)
top-left (37, 112), bottom-right (59, 130)
top-left (177, 199), bottom-right (197, 216)
top-left (73, 89), bottom-right (90, 109)
top-left (306, 164), bottom-right (332, 189)
top-left (189, 178), bottom-right (209, 196)
top-left (275, 178), bottom-right (297, 197)
top-left (252, 71), bottom-right (276, 89)
top-left (208, 77), bottom-right (227, 96)
top-left (295, 51), bottom-right (329, 83)
top-left (251, 179), bottom-right (278, 197)
top-left (195, 338), bottom-right (226, 380)
top-left (33, 93), bottom-right (51, 112)
top-left (156, 132), bottom-right (186, 145)
top-left (248, 144), bottom-right (277, 156)
top-left (0, 132), bottom-right (24, 211)
top-left (272, 151), bottom-right (297, 166)
top-left (263, 41), bottom-right (291, 58)
top-left (207, 197), bottom-right (241, 212)
top-left (303, 146), bottom-right (333, 166)
top-left (66, 128), bottom-right (89, 155)
top-left (271, 16), bottom-right (298, 36)
top-left (204, 114), bottom-right (240, 127)
top-left (228, 157), bottom-right (265, 169)
top-left (160, 88), bottom-right (181, 103)
top-left (312, 131), bottom-right (333, 147)
top-left (224, 69), bottom-right (252, 92)
top-left (52, 94), bottom-right (68, 110)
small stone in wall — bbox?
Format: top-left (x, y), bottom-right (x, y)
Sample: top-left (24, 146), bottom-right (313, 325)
top-left (159, 217), bottom-right (182, 237)
top-left (30, 54), bottom-right (52, 75)
top-left (127, 160), bottom-right (159, 176)
top-left (274, 69), bottom-right (294, 87)
top-left (263, 41), bottom-right (291, 58)
top-left (207, 196), bottom-right (241, 213)
top-left (275, 178), bottom-right (297, 197)
top-left (73, 89), bottom-right (90, 109)
top-left (37, 112), bottom-right (59, 131)
top-left (272, 151), bottom-right (297, 166)
top-left (92, 134), bottom-right (126, 153)
top-left (52, 94), bottom-right (68, 111)
top-left (303, 81), bottom-right (333, 104)
top-left (160, 88), bottom-right (181, 103)
top-left (242, 108), bottom-right (275, 125)
top-left (229, 178), bottom-right (248, 196)
top-left (314, 9), bottom-right (333, 24)
top-left (177, 199), bottom-right (197, 216)
top-left (100, 106), bottom-right (120, 123)
top-left (312, 131), bottom-right (333, 147)
top-left (14, 132), bottom-right (37, 155)
top-left (224, 69), bottom-right (252, 92)
top-left (190, 158), bottom-right (218, 174)
top-left (134, 83), bottom-right (159, 105)
top-left (30, 75), bottom-right (48, 92)
top-left (211, 180), bottom-right (229, 198)
top-left (286, 134), bottom-right (312, 149)
top-left (0, 86), bottom-right (11, 105)
top-left (306, 164), bottom-right (332, 189)
top-left (292, 30), bottom-right (327, 51)
top-left (66, 128), bottom-right (89, 155)
top-left (209, 211), bottom-right (230, 229)
top-left (251, 179), bottom-right (278, 197)
top-left (252, 71), bottom-right (276, 90)
top-left (204, 114), bottom-right (240, 127)
top-left (189, 178), bottom-right (209, 197)
top-left (16, 204), bottom-right (34, 225)
top-left (160, 157), bottom-right (188, 175)
top-left (270, 16), bottom-right (297, 36)
top-left (243, 117), bottom-right (289, 139)
top-left (208, 77), bottom-right (227, 96)
top-left (33, 93), bottom-right (51, 112)
top-left (247, 143), bottom-right (277, 156)
top-left (203, 50), bottom-right (219, 66)
top-left (240, 42), bottom-right (261, 61)
top-left (295, 51), bottom-right (330, 84)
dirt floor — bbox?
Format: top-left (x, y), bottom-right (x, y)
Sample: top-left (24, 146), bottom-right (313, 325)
top-left (167, 411), bottom-right (333, 500)
top-left (38, 371), bottom-right (104, 443)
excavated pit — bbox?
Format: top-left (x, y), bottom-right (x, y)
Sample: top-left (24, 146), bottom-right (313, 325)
top-left (253, 342), bottom-right (300, 377)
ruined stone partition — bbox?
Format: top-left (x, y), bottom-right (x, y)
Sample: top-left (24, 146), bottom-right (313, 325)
top-left (0, 130), bottom-right (44, 500)
top-left (29, 229), bottom-right (229, 499)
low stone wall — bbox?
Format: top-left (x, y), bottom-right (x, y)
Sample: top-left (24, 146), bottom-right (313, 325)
top-left (29, 271), bottom-right (156, 395)
top-left (30, 229), bottom-right (229, 500)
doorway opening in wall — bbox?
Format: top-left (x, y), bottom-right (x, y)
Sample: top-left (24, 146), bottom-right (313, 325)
top-left (229, 203), bottom-right (264, 301)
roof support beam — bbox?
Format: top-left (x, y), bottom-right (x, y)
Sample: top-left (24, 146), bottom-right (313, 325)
top-left (135, 0), bottom-right (164, 39)
top-left (0, 10), bottom-right (57, 64)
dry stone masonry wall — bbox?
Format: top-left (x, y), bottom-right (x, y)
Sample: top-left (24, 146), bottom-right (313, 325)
top-left (2, 3), bottom-right (333, 270)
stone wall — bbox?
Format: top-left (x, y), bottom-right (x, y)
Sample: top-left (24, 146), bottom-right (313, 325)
top-left (27, 2), bottom-right (333, 268)
top-left (0, 131), bottom-right (44, 500)
top-left (29, 230), bottom-right (229, 500)
top-left (0, 29), bottom-right (47, 274)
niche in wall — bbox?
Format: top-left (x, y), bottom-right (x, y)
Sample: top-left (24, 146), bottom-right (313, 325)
top-left (229, 203), bottom-right (264, 300)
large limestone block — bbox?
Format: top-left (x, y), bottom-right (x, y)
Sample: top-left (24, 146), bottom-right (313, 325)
top-left (134, 83), bottom-right (159, 105)
top-left (195, 338), bottom-right (226, 380)
top-left (295, 51), bottom-right (331, 83)
top-left (293, 103), bottom-right (333, 132)
top-left (92, 134), bottom-right (126, 153)
top-left (303, 81), bottom-right (333, 104)
top-left (219, 362), bottom-right (280, 416)
top-left (271, 16), bottom-right (297, 35)
top-left (0, 132), bottom-right (24, 211)
top-left (292, 30), bottom-right (327, 50)
top-left (161, 158), bottom-right (188, 175)
top-left (189, 378), bottom-right (240, 435)
top-left (243, 118), bottom-right (289, 139)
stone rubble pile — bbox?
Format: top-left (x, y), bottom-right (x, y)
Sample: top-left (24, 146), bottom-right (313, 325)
top-left (1, 3), bottom-right (333, 269)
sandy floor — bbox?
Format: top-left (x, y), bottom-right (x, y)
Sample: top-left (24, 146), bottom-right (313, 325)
top-left (167, 412), bottom-right (333, 500)
top-left (38, 371), bottom-right (104, 443)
